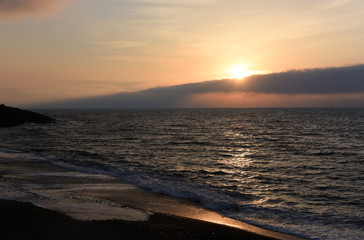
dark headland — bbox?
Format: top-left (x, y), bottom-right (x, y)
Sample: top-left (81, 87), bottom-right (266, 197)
top-left (0, 104), bottom-right (54, 127)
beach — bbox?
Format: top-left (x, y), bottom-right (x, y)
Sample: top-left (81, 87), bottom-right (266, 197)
top-left (0, 157), bottom-right (303, 240)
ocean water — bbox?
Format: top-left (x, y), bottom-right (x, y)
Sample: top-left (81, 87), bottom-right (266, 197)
top-left (1, 108), bottom-right (363, 240)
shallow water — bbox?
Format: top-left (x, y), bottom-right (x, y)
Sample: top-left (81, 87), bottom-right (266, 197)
top-left (1, 108), bottom-right (363, 239)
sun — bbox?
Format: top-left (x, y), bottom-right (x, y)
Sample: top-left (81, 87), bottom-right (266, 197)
top-left (227, 64), bottom-right (255, 79)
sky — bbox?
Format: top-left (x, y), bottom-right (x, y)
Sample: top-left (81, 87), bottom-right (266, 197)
top-left (1, 0), bottom-right (364, 107)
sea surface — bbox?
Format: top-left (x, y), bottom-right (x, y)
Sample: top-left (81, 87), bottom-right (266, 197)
top-left (1, 108), bottom-right (363, 240)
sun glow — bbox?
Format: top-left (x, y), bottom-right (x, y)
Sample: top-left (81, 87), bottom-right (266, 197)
top-left (227, 64), bottom-right (256, 79)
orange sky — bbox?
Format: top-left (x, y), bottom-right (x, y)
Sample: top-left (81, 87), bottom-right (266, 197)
top-left (1, 0), bottom-right (364, 106)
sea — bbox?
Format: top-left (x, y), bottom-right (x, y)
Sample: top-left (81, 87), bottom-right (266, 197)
top-left (1, 108), bottom-right (363, 240)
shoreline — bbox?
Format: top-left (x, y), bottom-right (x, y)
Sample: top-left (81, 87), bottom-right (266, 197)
top-left (0, 156), bottom-right (305, 240)
top-left (0, 199), bottom-right (286, 240)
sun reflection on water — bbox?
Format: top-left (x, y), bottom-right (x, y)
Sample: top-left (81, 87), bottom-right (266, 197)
top-left (230, 151), bottom-right (252, 168)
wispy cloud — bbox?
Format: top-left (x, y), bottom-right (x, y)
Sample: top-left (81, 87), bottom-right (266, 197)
top-left (73, 79), bottom-right (145, 91)
top-left (93, 41), bottom-right (144, 50)
top-left (320, 0), bottom-right (353, 9)
top-left (0, 88), bottom-right (43, 106)
top-left (0, 0), bottom-right (73, 22)
top-left (99, 55), bottom-right (183, 62)
top-left (119, 0), bottom-right (215, 5)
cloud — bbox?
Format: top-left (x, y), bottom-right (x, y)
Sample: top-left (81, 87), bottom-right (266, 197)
top-left (93, 41), bottom-right (144, 50)
top-left (73, 79), bottom-right (145, 91)
top-left (320, 0), bottom-right (353, 9)
top-left (0, 0), bottom-right (72, 22)
top-left (119, 0), bottom-right (215, 5)
top-left (99, 55), bottom-right (183, 62)
top-left (32, 64), bottom-right (364, 108)
top-left (140, 64), bottom-right (364, 95)
top-left (242, 64), bottom-right (364, 94)
top-left (0, 88), bottom-right (36, 106)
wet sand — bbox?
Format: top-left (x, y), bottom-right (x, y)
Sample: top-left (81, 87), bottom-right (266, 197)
top-left (0, 158), bottom-right (305, 240)
top-left (0, 199), bottom-right (284, 240)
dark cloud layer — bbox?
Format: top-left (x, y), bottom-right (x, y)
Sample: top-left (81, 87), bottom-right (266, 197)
top-left (0, 0), bottom-right (71, 21)
top-left (243, 64), bottom-right (364, 94)
top-left (34, 64), bottom-right (364, 108)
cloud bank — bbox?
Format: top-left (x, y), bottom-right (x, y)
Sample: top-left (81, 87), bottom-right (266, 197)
top-left (33, 64), bottom-right (364, 108)
top-left (0, 0), bottom-right (72, 21)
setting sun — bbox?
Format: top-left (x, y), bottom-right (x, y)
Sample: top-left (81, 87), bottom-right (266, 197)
top-left (227, 65), bottom-right (255, 79)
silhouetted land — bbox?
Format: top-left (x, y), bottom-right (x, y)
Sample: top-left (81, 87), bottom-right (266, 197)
top-left (0, 104), bottom-right (54, 127)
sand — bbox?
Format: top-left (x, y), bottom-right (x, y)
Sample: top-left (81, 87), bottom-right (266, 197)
top-left (0, 199), bottom-right (281, 240)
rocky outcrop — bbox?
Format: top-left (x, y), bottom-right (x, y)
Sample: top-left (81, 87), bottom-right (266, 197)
top-left (0, 104), bottom-right (55, 127)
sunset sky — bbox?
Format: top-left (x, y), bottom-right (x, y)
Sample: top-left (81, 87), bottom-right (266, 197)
top-left (1, 0), bottom-right (364, 107)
